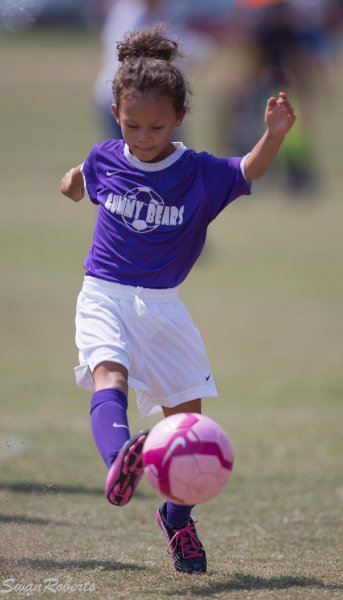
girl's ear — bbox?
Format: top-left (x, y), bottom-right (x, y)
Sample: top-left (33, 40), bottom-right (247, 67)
top-left (175, 108), bottom-right (186, 128)
top-left (112, 104), bottom-right (120, 124)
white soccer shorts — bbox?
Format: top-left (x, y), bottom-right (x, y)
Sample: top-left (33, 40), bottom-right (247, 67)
top-left (74, 276), bottom-right (218, 416)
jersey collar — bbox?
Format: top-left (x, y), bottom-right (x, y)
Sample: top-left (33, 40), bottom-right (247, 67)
top-left (124, 142), bottom-right (187, 172)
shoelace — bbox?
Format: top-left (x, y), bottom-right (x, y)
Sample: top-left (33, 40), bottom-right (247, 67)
top-left (167, 521), bottom-right (203, 560)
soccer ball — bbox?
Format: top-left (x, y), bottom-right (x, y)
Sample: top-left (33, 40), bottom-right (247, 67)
top-left (143, 412), bottom-right (234, 505)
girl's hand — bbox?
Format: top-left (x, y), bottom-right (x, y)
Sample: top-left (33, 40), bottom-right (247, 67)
top-left (244, 92), bottom-right (296, 180)
top-left (265, 92), bottom-right (296, 139)
top-left (60, 165), bottom-right (85, 202)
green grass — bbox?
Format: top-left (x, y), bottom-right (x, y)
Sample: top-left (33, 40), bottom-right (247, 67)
top-left (0, 28), bottom-right (342, 599)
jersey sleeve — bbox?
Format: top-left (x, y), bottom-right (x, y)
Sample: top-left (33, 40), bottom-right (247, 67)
top-left (80, 145), bottom-right (100, 205)
top-left (200, 153), bottom-right (252, 222)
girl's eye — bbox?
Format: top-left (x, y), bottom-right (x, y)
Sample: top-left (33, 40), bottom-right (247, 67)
top-left (152, 126), bottom-right (163, 131)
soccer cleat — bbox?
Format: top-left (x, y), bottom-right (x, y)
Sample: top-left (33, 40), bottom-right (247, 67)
top-left (156, 502), bottom-right (207, 573)
top-left (105, 430), bottom-right (150, 506)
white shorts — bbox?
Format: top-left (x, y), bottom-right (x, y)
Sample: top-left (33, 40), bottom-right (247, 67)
top-left (74, 276), bottom-right (218, 417)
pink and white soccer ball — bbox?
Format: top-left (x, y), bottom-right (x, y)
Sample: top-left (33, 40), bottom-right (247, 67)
top-left (143, 412), bottom-right (234, 505)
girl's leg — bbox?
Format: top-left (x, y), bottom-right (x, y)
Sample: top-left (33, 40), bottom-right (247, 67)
top-left (93, 360), bottom-right (129, 395)
top-left (162, 399), bottom-right (201, 527)
top-left (162, 398), bottom-right (201, 418)
top-left (91, 361), bottom-right (149, 506)
top-left (157, 398), bottom-right (207, 573)
top-left (91, 361), bottom-right (130, 468)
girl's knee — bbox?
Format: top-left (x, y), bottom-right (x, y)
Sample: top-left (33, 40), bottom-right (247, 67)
top-left (162, 398), bottom-right (201, 417)
top-left (93, 361), bottom-right (128, 395)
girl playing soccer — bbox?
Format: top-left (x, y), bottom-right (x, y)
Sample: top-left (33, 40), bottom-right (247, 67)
top-left (60, 24), bottom-right (295, 574)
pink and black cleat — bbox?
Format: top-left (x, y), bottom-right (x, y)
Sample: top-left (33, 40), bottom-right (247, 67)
top-left (157, 502), bottom-right (207, 573)
top-left (105, 430), bottom-right (150, 506)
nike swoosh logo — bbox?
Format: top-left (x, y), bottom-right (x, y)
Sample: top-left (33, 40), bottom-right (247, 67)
top-left (106, 170), bottom-right (120, 177)
top-left (205, 373), bottom-right (211, 381)
top-left (161, 436), bottom-right (186, 467)
top-left (112, 423), bottom-right (129, 429)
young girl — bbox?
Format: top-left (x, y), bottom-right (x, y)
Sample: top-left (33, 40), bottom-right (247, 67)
top-left (60, 25), bottom-right (295, 574)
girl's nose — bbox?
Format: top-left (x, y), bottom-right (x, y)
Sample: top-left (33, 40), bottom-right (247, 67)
top-left (137, 130), bottom-right (151, 143)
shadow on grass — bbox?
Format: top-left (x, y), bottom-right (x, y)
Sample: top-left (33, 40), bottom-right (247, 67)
top-left (0, 481), bottom-right (151, 498)
top-left (0, 481), bottom-right (103, 496)
top-left (0, 513), bottom-right (71, 526)
top-left (167, 573), bottom-right (343, 595)
top-left (1, 558), bottom-right (145, 573)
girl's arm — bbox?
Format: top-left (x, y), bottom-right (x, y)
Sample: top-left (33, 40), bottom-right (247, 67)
top-left (244, 92), bottom-right (296, 181)
top-left (60, 164), bottom-right (85, 202)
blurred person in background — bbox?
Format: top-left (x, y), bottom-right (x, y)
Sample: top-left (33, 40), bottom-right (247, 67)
top-left (220, 0), bottom-right (342, 194)
top-left (93, 0), bottom-right (212, 141)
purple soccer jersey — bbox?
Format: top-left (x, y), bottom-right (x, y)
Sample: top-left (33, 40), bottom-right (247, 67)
top-left (81, 140), bottom-right (251, 288)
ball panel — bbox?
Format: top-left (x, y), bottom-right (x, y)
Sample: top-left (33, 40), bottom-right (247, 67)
top-left (169, 455), bottom-right (199, 484)
top-left (165, 412), bottom-right (199, 431)
top-left (188, 473), bottom-right (220, 503)
top-left (144, 464), bottom-right (160, 493)
top-left (191, 414), bottom-right (225, 441)
top-left (186, 430), bottom-right (198, 442)
top-left (193, 453), bottom-right (222, 474)
top-left (217, 430), bottom-right (234, 463)
top-left (143, 420), bottom-right (172, 453)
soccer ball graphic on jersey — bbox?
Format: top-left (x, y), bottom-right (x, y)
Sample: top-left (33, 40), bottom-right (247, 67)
top-left (122, 186), bottom-right (164, 233)
top-left (143, 413), bottom-right (234, 505)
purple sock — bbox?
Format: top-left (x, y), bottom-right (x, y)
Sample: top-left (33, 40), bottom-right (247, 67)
top-left (166, 501), bottom-right (194, 528)
top-left (90, 389), bottom-right (130, 469)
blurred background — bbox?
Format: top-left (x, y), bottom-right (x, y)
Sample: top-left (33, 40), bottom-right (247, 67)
top-left (0, 0), bottom-right (342, 448)
top-left (1, 0), bottom-right (343, 455)
top-left (1, 0), bottom-right (343, 190)
top-left (1, 1), bottom-right (343, 592)
top-left (1, 0), bottom-right (343, 431)
top-left (2, 0), bottom-right (343, 195)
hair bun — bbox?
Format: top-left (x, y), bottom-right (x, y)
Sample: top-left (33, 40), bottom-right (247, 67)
top-left (117, 23), bottom-right (181, 64)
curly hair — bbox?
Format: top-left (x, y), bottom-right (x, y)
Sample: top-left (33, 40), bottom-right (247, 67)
top-left (112, 24), bottom-right (191, 115)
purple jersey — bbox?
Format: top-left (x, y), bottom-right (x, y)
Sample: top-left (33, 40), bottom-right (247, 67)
top-left (81, 139), bottom-right (251, 288)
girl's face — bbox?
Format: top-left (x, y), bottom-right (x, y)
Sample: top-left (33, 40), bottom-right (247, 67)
top-left (113, 91), bottom-right (184, 163)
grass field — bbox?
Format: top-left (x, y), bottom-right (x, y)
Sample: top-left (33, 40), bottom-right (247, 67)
top-left (0, 28), bottom-right (342, 599)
